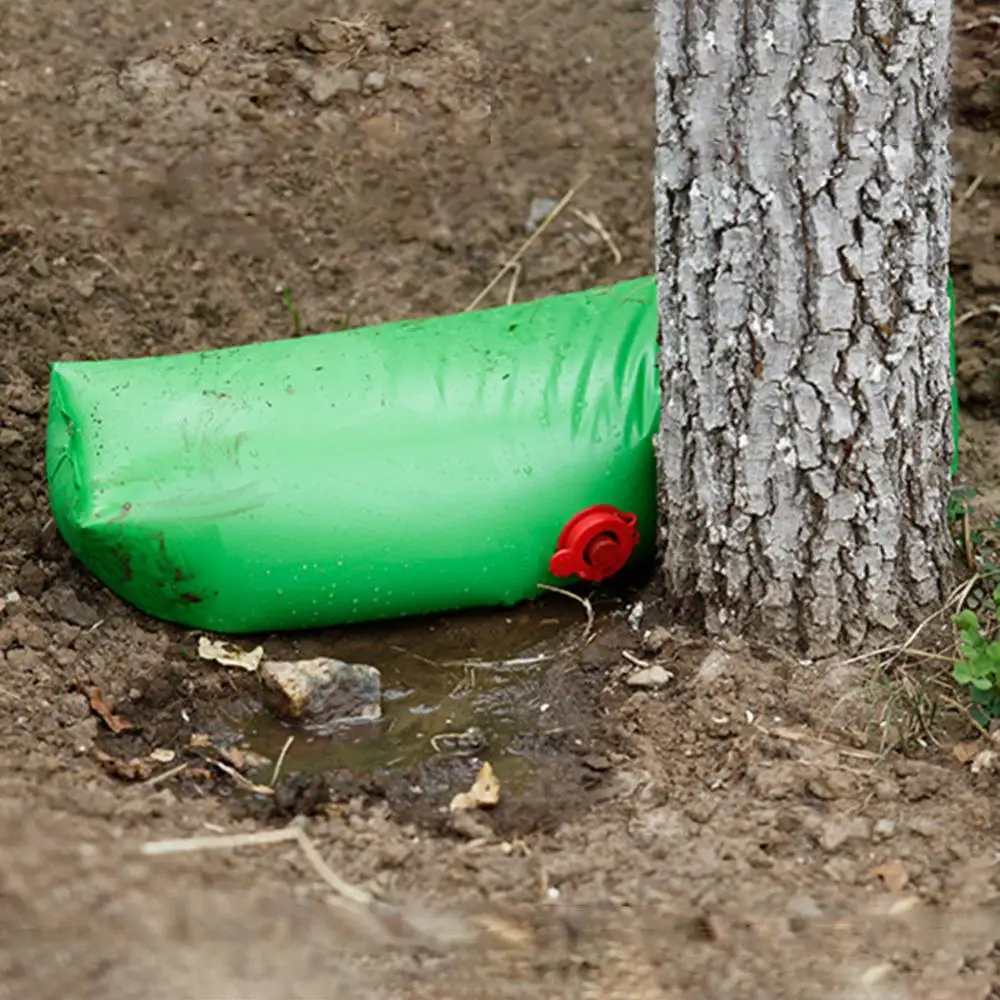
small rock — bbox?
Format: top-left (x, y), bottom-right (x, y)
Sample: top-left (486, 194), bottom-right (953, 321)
top-left (695, 649), bottom-right (730, 686)
top-left (44, 586), bottom-right (99, 628)
top-left (260, 657), bottom-right (381, 733)
top-left (817, 815), bottom-right (871, 852)
top-left (906, 816), bottom-right (938, 839)
top-left (805, 770), bottom-right (855, 800)
top-left (16, 561), bottom-right (47, 598)
top-left (525, 196), bottom-right (558, 233)
top-left (625, 664), bottom-right (672, 689)
top-left (582, 753), bottom-right (613, 772)
top-left (786, 894), bottom-right (822, 921)
top-left (173, 45), bottom-right (209, 77)
top-left (363, 70), bottom-right (387, 93)
top-left (298, 67), bottom-right (361, 105)
top-left (396, 68), bottom-right (427, 90)
top-left (873, 818), bottom-right (897, 841)
top-left (641, 625), bottom-right (671, 656)
top-left (626, 601), bottom-right (645, 631)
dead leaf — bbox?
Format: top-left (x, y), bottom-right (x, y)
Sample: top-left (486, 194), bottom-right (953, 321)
top-left (148, 748), bottom-right (176, 764)
top-left (953, 739), bottom-right (982, 764)
top-left (218, 746), bottom-right (247, 771)
top-left (197, 636), bottom-right (264, 672)
top-left (84, 686), bottom-right (136, 734)
top-left (189, 732), bottom-right (213, 748)
top-left (450, 761), bottom-right (500, 812)
top-left (93, 749), bottom-right (152, 781)
top-left (871, 859), bottom-right (909, 892)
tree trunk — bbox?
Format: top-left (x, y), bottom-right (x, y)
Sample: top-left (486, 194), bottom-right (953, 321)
top-left (654, 0), bottom-right (955, 656)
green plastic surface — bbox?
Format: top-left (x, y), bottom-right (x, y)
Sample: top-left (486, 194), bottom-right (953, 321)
top-left (46, 278), bottom-right (660, 634)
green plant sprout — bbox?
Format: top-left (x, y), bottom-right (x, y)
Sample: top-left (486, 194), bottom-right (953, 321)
top-left (281, 285), bottom-right (302, 336)
top-left (953, 590), bottom-right (1000, 725)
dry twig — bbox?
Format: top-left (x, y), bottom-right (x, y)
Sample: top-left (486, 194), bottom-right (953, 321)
top-left (465, 175), bottom-right (590, 311)
top-left (570, 207), bottom-right (623, 264)
top-left (536, 582), bottom-right (595, 643)
top-left (141, 825), bottom-right (374, 907)
top-left (270, 735), bottom-right (295, 788)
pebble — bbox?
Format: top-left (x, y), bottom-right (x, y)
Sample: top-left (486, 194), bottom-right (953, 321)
top-left (363, 70), bottom-right (387, 93)
top-left (525, 196), bottom-right (558, 233)
top-left (641, 625), bottom-right (671, 656)
top-left (625, 665), bottom-right (672, 689)
top-left (695, 649), bottom-right (731, 687)
top-left (297, 67), bottom-right (361, 105)
top-left (43, 586), bottom-right (99, 628)
top-left (260, 657), bottom-right (381, 734)
top-left (873, 818), bottom-right (897, 841)
top-left (817, 815), bottom-right (871, 852)
top-left (395, 68), bottom-right (427, 90)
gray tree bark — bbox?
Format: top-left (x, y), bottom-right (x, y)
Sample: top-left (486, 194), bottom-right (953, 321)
top-left (654, 0), bottom-right (955, 656)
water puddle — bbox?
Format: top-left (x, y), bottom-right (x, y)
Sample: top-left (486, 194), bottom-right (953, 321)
top-left (242, 592), bottom-right (620, 784)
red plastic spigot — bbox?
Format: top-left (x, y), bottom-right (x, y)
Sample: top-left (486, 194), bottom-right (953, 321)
top-left (549, 504), bottom-right (639, 583)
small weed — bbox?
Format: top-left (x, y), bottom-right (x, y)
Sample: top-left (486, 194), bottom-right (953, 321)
top-left (281, 285), bottom-right (302, 337)
top-left (952, 588), bottom-right (1000, 725)
top-left (949, 484), bottom-right (1000, 723)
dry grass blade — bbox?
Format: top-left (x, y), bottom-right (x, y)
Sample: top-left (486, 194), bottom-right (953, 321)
top-left (570, 206), bottom-right (623, 264)
top-left (505, 261), bottom-right (521, 305)
top-left (958, 174), bottom-right (985, 205)
top-left (536, 582), bottom-right (595, 643)
top-left (213, 759), bottom-right (274, 796)
top-left (143, 762), bottom-right (189, 787)
top-left (838, 575), bottom-right (980, 669)
top-left (956, 304), bottom-right (1000, 327)
top-left (141, 826), bottom-right (374, 907)
top-left (269, 735), bottom-right (295, 788)
top-left (465, 174), bottom-right (590, 311)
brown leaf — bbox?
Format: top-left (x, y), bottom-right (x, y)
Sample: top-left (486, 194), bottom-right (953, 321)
top-left (870, 859), bottom-right (909, 893)
top-left (953, 739), bottom-right (982, 764)
top-left (84, 686), bottom-right (136, 734)
top-left (450, 761), bottom-right (501, 812)
top-left (93, 749), bottom-right (152, 781)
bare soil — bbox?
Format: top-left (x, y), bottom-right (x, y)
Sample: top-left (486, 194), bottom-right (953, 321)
top-left (3, 3), bottom-right (1000, 998)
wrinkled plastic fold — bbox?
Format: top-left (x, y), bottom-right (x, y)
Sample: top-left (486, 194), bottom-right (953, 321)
top-left (46, 277), bottom-right (661, 633)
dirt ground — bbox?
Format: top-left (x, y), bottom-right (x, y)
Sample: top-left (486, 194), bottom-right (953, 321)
top-left (3, 3), bottom-right (1000, 998)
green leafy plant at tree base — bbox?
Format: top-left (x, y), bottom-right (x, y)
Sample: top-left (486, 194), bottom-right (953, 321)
top-left (953, 589), bottom-right (1000, 724)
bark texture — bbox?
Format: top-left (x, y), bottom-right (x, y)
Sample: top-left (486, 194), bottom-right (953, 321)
top-left (654, 0), bottom-right (954, 655)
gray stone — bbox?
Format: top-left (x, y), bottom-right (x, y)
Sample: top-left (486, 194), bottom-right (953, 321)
top-left (396, 68), bottom-right (427, 91)
top-left (260, 658), bottom-right (381, 733)
top-left (363, 70), bottom-right (387, 93)
top-left (695, 649), bottom-right (731, 686)
top-left (625, 664), bottom-right (672, 689)
top-left (873, 818), bottom-right (897, 841)
top-left (817, 815), bottom-right (871, 852)
top-left (298, 67), bottom-right (361, 105)
top-left (641, 625), bottom-right (671, 656)
top-left (525, 196), bottom-right (558, 233)
top-left (44, 586), bottom-right (99, 628)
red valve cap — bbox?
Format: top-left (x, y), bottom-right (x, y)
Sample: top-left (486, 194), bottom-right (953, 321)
top-left (549, 504), bottom-right (639, 583)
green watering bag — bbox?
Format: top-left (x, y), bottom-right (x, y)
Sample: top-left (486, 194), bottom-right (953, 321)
top-left (46, 278), bottom-right (661, 634)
